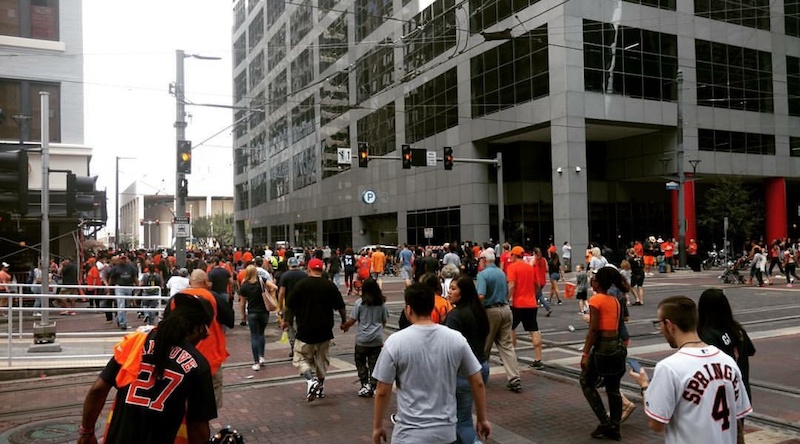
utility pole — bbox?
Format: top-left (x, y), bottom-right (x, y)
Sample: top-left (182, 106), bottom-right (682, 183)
top-left (676, 70), bottom-right (686, 268)
top-left (115, 156), bottom-right (120, 249)
top-left (175, 50), bottom-right (188, 268)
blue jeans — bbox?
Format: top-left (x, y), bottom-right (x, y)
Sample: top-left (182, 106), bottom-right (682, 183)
top-left (537, 287), bottom-right (551, 311)
top-left (115, 287), bottom-right (133, 327)
top-left (248, 311), bottom-right (269, 362)
top-left (455, 360), bottom-right (490, 444)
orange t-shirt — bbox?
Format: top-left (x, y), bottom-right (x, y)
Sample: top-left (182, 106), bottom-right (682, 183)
top-left (634, 242), bottom-right (643, 257)
top-left (506, 260), bottom-right (537, 308)
top-left (431, 296), bottom-right (453, 324)
top-left (588, 293), bottom-right (621, 331)
top-left (371, 251), bottom-right (386, 273)
top-left (242, 252), bottom-right (254, 264)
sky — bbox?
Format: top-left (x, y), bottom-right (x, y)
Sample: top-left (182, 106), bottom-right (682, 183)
top-left (82, 1), bottom-right (234, 236)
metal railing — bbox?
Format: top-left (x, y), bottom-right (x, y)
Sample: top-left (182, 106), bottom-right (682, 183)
top-left (1, 283), bottom-right (167, 368)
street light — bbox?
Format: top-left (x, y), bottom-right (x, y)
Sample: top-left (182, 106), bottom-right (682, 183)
top-left (174, 50), bottom-right (221, 267)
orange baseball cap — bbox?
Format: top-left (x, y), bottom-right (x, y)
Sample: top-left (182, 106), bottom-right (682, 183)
top-left (511, 246), bottom-right (525, 256)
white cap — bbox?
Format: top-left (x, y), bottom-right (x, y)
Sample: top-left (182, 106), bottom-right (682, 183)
top-left (1, 262), bottom-right (8, 268)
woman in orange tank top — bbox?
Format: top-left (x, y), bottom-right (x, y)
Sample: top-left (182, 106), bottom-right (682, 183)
top-left (579, 266), bottom-right (629, 441)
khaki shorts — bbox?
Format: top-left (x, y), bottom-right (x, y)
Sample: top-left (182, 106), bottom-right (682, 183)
top-left (292, 338), bottom-right (331, 379)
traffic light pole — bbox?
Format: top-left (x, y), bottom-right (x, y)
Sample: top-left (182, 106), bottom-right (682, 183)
top-left (175, 50), bottom-right (187, 268)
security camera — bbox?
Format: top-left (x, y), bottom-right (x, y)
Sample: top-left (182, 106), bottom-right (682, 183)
top-left (575, 166), bottom-right (582, 173)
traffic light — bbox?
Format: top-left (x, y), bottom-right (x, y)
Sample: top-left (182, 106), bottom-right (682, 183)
top-left (66, 173), bottom-right (98, 216)
top-left (0, 150), bottom-right (29, 215)
top-left (178, 178), bottom-right (188, 197)
top-left (358, 142), bottom-right (369, 168)
top-left (177, 140), bottom-right (192, 174)
top-left (443, 146), bottom-right (453, 170)
top-left (401, 144), bottom-right (412, 169)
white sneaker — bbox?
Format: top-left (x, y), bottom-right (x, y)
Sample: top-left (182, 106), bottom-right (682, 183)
top-left (306, 378), bottom-right (320, 402)
top-left (251, 363), bottom-right (260, 371)
top-left (258, 356), bottom-right (266, 365)
top-left (358, 383), bottom-right (372, 397)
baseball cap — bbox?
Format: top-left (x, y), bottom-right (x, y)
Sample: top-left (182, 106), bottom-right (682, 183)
top-left (287, 257), bottom-right (300, 268)
top-left (511, 246), bottom-right (525, 256)
top-left (308, 258), bottom-right (324, 270)
top-left (1, 262), bottom-right (8, 268)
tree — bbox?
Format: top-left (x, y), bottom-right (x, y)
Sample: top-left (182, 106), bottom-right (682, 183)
top-left (697, 177), bottom-right (763, 250)
top-left (191, 213), bottom-right (234, 247)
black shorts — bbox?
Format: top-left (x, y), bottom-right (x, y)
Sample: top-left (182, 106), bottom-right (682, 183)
top-left (576, 290), bottom-right (588, 301)
top-left (631, 274), bottom-right (644, 287)
top-left (511, 307), bottom-right (539, 332)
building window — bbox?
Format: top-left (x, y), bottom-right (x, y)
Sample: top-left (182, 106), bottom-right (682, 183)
top-left (0, 79), bottom-right (60, 142)
top-left (235, 144), bottom-right (248, 175)
top-left (270, 160), bottom-right (290, 199)
top-left (355, 0), bottom-right (392, 42)
top-left (251, 172), bottom-right (268, 206)
top-left (249, 91), bottom-right (266, 129)
top-left (357, 103), bottom-right (395, 157)
top-left (290, 0), bottom-right (313, 47)
top-left (787, 0), bottom-right (800, 37)
top-left (355, 40), bottom-right (394, 102)
top-left (403, 0), bottom-right (456, 74)
top-left (234, 110), bottom-right (247, 139)
top-left (249, 9), bottom-right (264, 51)
top-left (698, 128), bottom-right (775, 155)
top-left (320, 0), bottom-right (336, 14)
top-left (234, 34), bottom-right (247, 67)
top-left (321, 127), bottom-right (351, 179)
top-left (235, 71), bottom-right (247, 103)
top-left (623, 0), bottom-right (675, 9)
top-left (293, 145), bottom-right (318, 191)
top-left (249, 131), bottom-right (267, 166)
top-left (321, 72), bottom-right (349, 126)
top-left (791, 137), bottom-right (800, 157)
top-left (405, 68), bottom-right (458, 144)
top-left (268, 114), bottom-right (288, 155)
top-left (0, 0), bottom-right (59, 40)
top-left (291, 95), bottom-right (315, 142)
top-left (248, 0), bottom-right (259, 12)
top-left (269, 69), bottom-right (287, 112)
top-left (249, 50), bottom-right (265, 89)
top-left (319, 13), bottom-right (348, 74)
top-left (234, 0), bottom-right (246, 30)
top-left (695, 40), bottom-right (773, 112)
top-left (406, 207), bottom-right (461, 246)
top-left (235, 183), bottom-right (249, 211)
top-left (291, 48), bottom-right (313, 93)
top-left (695, 0), bottom-right (770, 30)
top-left (583, 20), bottom-right (678, 102)
top-left (471, 25), bottom-right (549, 118)
top-left (268, 26), bottom-right (286, 73)
top-left (267, 0), bottom-right (285, 27)
top-left (788, 56), bottom-right (800, 117)
top-left (469, 0), bottom-right (539, 33)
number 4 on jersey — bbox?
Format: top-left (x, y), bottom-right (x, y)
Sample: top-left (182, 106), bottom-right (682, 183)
top-left (711, 385), bottom-right (731, 431)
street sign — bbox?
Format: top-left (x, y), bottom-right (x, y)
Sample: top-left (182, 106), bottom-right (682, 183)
top-left (426, 151), bottom-right (436, 167)
top-left (424, 227), bottom-right (433, 238)
top-left (337, 148), bottom-right (352, 165)
top-left (175, 223), bottom-right (190, 238)
top-left (665, 181), bottom-right (679, 190)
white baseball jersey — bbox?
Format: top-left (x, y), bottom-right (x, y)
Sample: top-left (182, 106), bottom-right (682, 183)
top-left (645, 345), bottom-right (752, 444)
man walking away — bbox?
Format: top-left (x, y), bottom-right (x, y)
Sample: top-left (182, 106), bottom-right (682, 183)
top-left (282, 258), bottom-right (347, 402)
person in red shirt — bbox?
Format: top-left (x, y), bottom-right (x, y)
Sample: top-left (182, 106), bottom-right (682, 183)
top-left (506, 246), bottom-right (544, 369)
top-left (499, 243), bottom-right (512, 272)
top-left (661, 239), bottom-right (675, 272)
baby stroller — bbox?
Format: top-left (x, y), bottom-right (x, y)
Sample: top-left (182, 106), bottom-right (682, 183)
top-left (718, 257), bottom-right (747, 284)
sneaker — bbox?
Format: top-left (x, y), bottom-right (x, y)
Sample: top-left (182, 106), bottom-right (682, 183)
top-left (505, 378), bottom-right (522, 393)
top-left (315, 384), bottom-right (325, 399)
top-left (788, 283), bottom-right (793, 288)
top-left (545, 310), bottom-right (552, 317)
top-left (590, 424), bottom-right (621, 441)
top-left (120, 324), bottom-right (129, 331)
top-left (530, 360), bottom-right (545, 370)
top-left (143, 315), bottom-right (150, 324)
top-left (239, 321), bottom-right (247, 326)
top-left (60, 311), bottom-right (70, 316)
top-left (69, 311), bottom-right (77, 315)
top-left (259, 356), bottom-right (266, 365)
top-left (358, 383), bottom-right (372, 397)
top-left (251, 363), bottom-right (260, 371)
top-left (390, 414), bottom-right (397, 424)
top-left (33, 312), bottom-right (42, 317)
top-left (557, 300), bottom-right (563, 305)
top-left (306, 378), bottom-right (320, 402)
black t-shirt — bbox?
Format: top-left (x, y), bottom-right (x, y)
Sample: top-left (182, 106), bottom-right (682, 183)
top-left (329, 255), bottom-right (342, 273)
top-left (100, 331), bottom-right (217, 443)
top-left (61, 262), bottom-right (79, 285)
top-left (240, 281), bottom-right (266, 313)
top-left (279, 269), bottom-right (307, 299)
top-left (699, 327), bottom-right (755, 397)
top-left (342, 254), bottom-right (355, 271)
top-left (110, 263), bottom-right (138, 286)
top-left (286, 276), bottom-right (345, 344)
top-left (207, 267), bottom-right (231, 294)
top-left (445, 306), bottom-right (488, 363)
top-left (413, 256), bottom-right (427, 282)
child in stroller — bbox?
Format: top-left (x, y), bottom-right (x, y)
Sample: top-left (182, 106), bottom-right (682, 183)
top-left (718, 256), bottom-right (747, 284)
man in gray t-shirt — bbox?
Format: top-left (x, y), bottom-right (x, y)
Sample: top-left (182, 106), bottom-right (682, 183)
top-left (372, 283), bottom-right (491, 444)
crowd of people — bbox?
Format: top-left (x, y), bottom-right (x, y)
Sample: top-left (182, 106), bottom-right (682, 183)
top-left (52, 235), bottom-right (768, 443)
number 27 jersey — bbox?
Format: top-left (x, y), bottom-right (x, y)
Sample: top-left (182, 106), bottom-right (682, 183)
top-left (645, 345), bottom-right (752, 444)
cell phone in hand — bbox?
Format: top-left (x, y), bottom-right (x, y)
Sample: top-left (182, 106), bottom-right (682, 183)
top-left (627, 358), bottom-right (642, 373)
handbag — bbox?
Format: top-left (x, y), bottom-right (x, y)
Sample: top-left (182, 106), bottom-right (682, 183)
top-left (258, 277), bottom-right (279, 312)
top-left (592, 298), bottom-right (627, 376)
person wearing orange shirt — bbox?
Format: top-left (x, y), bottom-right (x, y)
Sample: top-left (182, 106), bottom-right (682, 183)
top-left (505, 246), bottom-right (544, 370)
top-left (370, 246), bottom-right (386, 287)
top-left (242, 250), bottom-right (253, 265)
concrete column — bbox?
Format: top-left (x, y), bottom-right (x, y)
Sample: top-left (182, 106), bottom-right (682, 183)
top-left (549, 13), bottom-right (589, 252)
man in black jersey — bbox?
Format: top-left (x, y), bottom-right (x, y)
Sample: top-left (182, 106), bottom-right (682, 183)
top-left (78, 294), bottom-right (217, 444)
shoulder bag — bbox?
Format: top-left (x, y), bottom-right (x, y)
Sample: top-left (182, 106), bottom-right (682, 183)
top-left (258, 277), bottom-right (279, 312)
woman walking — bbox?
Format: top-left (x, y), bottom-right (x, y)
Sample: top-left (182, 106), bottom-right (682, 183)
top-left (239, 265), bottom-right (276, 371)
top-left (446, 276), bottom-right (490, 444)
top-left (547, 250), bottom-right (564, 305)
top-left (341, 278), bottom-right (388, 397)
top-left (580, 266), bottom-right (628, 441)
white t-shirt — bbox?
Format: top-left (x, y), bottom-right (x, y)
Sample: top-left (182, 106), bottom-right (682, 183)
top-left (645, 345), bottom-right (752, 444)
top-left (372, 323), bottom-right (481, 444)
top-left (166, 276), bottom-right (190, 297)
